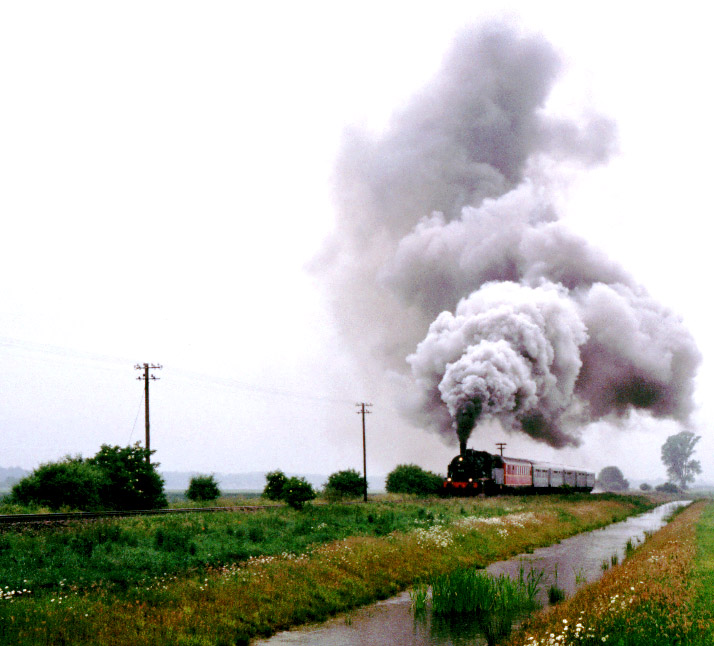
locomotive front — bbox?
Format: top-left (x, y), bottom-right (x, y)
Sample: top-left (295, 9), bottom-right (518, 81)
top-left (443, 449), bottom-right (495, 495)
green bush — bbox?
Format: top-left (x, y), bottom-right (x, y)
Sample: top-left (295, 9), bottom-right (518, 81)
top-left (186, 474), bottom-right (221, 502)
top-left (324, 469), bottom-right (365, 500)
top-left (9, 456), bottom-right (105, 511)
top-left (655, 482), bottom-right (681, 493)
top-left (88, 443), bottom-right (167, 510)
top-left (282, 477), bottom-right (316, 510)
top-left (385, 464), bottom-right (443, 496)
top-left (10, 443), bottom-right (167, 512)
top-left (263, 470), bottom-right (288, 501)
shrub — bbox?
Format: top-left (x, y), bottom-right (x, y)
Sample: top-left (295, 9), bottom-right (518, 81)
top-left (9, 456), bottom-right (105, 511)
top-left (655, 481), bottom-right (681, 493)
top-left (385, 464), bottom-right (443, 496)
top-left (324, 469), bottom-right (365, 500)
top-left (640, 483), bottom-right (652, 491)
top-left (282, 477), bottom-right (316, 510)
top-left (186, 474), bottom-right (221, 502)
top-left (263, 470), bottom-right (288, 501)
top-left (87, 443), bottom-right (167, 510)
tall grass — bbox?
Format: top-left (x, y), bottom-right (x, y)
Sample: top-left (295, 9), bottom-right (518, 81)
top-left (429, 566), bottom-right (542, 645)
top-left (547, 564), bottom-right (566, 604)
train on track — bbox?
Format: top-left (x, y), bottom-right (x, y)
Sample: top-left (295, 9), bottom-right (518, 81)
top-left (443, 449), bottom-right (595, 495)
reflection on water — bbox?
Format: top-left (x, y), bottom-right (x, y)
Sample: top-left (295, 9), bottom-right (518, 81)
top-left (254, 591), bottom-right (491, 646)
top-left (254, 501), bottom-right (689, 646)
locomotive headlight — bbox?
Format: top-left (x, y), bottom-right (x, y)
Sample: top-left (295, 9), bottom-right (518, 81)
top-left (458, 456), bottom-right (463, 461)
top-left (447, 477), bottom-right (452, 482)
top-left (468, 478), bottom-right (473, 482)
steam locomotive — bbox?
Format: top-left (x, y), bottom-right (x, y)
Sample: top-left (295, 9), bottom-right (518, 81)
top-left (443, 449), bottom-right (595, 495)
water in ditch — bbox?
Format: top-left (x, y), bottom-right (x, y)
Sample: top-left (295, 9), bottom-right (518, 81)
top-left (254, 500), bottom-right (689, 646)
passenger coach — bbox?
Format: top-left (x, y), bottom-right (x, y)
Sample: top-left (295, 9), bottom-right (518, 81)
top-left (443, 449), bottom-right (595, 495)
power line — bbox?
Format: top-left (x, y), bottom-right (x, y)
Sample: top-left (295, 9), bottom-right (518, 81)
top-left (128, 389), bottom-right (145, 444)
top-left (170, 366), bottom-right (356, 407)
top-left (0, 336), bottom-right (132, 369)
top-left (0, 336), bottom-right (355, 408)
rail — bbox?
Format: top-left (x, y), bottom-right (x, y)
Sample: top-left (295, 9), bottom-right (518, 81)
top-left (0, 497), bottom-right (440, 526)
top-left (0, 505), bottom-right (273, 526)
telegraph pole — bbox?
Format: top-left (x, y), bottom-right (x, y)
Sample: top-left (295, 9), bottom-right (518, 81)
top-left (135, 363), bottom-right (162, 462)
top-left (356, 402), bottom-right (372, 502)
top-left (496, 442), bottom-right (507, 457)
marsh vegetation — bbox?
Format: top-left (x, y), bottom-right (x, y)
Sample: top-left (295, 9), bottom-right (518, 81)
top-left (0, 494), bottom-right (663, 645)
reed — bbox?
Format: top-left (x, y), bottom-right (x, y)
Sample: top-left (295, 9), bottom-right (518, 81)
top-left (547, 564), bottom-right (566, 605)
top-left (409, 583), bottom-right (429, 616)
top-left (624, 537), bottom-right (635, 557)
top-left (428, 566), bottom-right (542, 645)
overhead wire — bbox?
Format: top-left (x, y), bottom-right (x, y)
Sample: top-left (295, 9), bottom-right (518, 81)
top-left (128, 389), bottom-right (145, 444)
top-left (166, 366), bottom-right (357, 407)
top-left (0, 335), bottom-right (359, 408)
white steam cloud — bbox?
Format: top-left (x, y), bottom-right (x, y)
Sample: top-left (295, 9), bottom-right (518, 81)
top-left (315, 22), bottom-right (700, 451)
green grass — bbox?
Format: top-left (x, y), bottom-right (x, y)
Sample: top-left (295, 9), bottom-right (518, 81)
top-left (0, 494), bottom-right (648, 598)
top-left (692, 502), bottom-right (714, 644)
top-left (506, 500), bottom-right (714, 646)
top-left (430, 567), bottom-right (540, 645)
top-left (0, 494), bottom-right (661, 645)
top-left (0, 501), bottom-right (457, 594)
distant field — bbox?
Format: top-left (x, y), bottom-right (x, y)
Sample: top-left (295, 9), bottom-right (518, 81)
top-left (164, 490), bottom-right (264, 503)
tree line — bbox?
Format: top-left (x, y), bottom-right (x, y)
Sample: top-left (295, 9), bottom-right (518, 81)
top-left (4, 429), bottom-right (702, 512)
top-left (2, 448), bottom-right (443, 513)
top-left (597, 430), bottom-right (702, 492)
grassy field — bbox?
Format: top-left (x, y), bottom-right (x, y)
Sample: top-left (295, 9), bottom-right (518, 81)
top-left (0, 494), bottom-right (659, 645)
top-left (505, 499), bottom-right (714, 645)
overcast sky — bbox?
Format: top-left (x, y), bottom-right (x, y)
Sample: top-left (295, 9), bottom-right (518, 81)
top-left (1, 2), bottom-right (712, 485)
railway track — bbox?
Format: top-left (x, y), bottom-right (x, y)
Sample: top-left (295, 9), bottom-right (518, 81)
top-left (0, 498), bottom-right (394, 526)
top-left (0, 504), bottom-right (275, 526)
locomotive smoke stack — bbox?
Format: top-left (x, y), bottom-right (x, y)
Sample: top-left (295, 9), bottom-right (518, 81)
top-left (456, 399), bottom-right (482, 454)
top-left (315, 22), bottom-right (701, 450)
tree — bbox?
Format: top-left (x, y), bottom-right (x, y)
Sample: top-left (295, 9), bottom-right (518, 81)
top-left (596, 466), bottom-right (629, 492)
top-left (10, 456), bottom-right (105, 511)
top-left (263, 470), bottom-right (288, 501)
top-left (661, 431), bottom-right (702, 489)
top-left (186, 474), bottom-right (221, 502)
top-left (385, 464), bottom-right (443, 496)
top-left (87, 443), bottom-right (167, 510)
top-left (324, 469), bottom-right (365, 501)
top-left (639, 483), bottom-right (652, 491)
top-left (281, 476), bottom-right (316, 510)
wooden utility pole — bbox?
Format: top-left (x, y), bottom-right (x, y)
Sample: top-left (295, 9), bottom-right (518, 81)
top-left (356, 402), bottom-right (372, 502)
top-left (135, 363), bottom-right (162, 462)
top-left (496, 442), bottom-right (507, 457)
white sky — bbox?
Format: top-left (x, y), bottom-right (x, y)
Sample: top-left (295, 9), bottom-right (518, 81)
top-left (1, 2), bottom-right (712, 484)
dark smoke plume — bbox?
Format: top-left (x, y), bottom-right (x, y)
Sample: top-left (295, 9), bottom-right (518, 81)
top-left (315, 22), bottom-right (700, 451)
